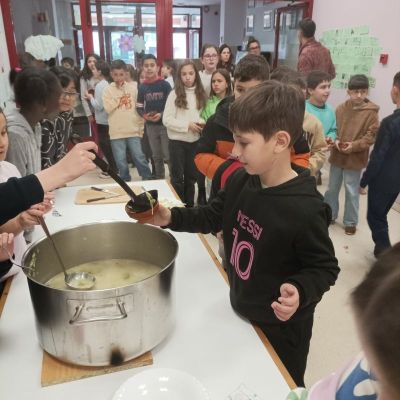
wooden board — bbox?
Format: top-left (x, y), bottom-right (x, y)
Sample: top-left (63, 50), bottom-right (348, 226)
top-left (41, 351), bottom-right (153, 387)
top-left (74, 185), bottom-right (143, 205)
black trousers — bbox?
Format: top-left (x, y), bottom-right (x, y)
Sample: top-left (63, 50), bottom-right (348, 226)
top-left (97, 124), bottom-right (117, 172)
top-left (169, 140), bottom-right (197, 207)
top-left (257, 316), bottom-right (314, 387)
top-left (367, 186), bottom-right (399, 253)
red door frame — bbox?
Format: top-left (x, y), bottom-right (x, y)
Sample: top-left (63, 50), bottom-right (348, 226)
top-left (0, 0), bottom-right (18, 68)
top-left (272, 0), bottom-right (313, 68)
top-left (0, 0), bottom-right (172, 67)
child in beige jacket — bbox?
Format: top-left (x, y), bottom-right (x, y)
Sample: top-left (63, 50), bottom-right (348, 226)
top-left (102, 60), bottom-right (152, 181)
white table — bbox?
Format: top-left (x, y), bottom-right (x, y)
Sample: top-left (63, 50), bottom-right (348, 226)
top-left (0, 180), bottom-right (291, 399)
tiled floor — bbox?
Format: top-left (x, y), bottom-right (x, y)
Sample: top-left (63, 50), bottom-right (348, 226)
top-left (69, 164), bottom-right (400, 387)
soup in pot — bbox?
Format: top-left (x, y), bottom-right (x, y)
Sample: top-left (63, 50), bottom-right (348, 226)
top-left (46, 258), bottom-right (161, 290)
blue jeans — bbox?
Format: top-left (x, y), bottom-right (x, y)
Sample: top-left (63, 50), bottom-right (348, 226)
top-left (324, 164), bottom-right (361, 226)
top-left (111, 137), bottom-right (152, 181)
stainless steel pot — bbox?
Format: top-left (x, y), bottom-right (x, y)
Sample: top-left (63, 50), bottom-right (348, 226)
top-left (22, 221), bottom-right (178, 366)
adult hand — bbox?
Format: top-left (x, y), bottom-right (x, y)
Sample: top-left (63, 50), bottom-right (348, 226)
top-left (53, 142), bottom-right (97, 182)
top-left (0, 232), bottom-right (14, 262)
top-left (271, 283), bottom-right (300, 321)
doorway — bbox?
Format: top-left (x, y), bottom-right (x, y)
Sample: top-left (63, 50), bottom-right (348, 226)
top-left (172, 7), bottom-right (201, 59)
top-left (273, 3), bottom-right (308, 69)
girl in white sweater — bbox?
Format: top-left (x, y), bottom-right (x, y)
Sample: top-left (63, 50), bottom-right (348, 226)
top-left (163, 60), bottom-right (207, 207)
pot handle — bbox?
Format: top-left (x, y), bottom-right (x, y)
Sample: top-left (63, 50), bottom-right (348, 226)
top-left (69, 299), bottom-right (128, 325)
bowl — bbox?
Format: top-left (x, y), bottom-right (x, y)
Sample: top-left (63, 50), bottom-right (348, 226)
top-left (112, 368), bottom-right (211, 400)
top-left (125, 200), bottom-right (160, 224)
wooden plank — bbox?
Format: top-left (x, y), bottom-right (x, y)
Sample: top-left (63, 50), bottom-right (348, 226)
top-left (74, 185), bottom-right (143, 205)
top-left (198, 234), bottom-right (296, 390)
top-left (41, 351), bottom-right (153, 387)
top-left (0, 276), bottom-right (13, 318)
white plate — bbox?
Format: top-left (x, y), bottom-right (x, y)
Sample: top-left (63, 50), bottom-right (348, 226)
top-left (113, 368), bottom-right (211, 400)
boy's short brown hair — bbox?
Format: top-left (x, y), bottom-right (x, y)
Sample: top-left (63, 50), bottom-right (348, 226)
top-left (348, 74), bottom-right (369, 90)
top-left (229, 80), bottom-right (304, 145)
top-left (393, 71), bottom-right (400, 89)
top-left (110, 59), bottom-right (127, 71)
top-left (306, 70), bottom-right (331, 89)
top-left (233, 54), bottom-right (270, 82)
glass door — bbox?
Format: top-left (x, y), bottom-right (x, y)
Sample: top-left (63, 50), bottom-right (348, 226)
top-left (173, 32), bottom-right (187, 59)
top-left (72, 2), bottom-right (156, 66)
top-left (274, 5), bottom-right (306, 69)
top-left (172, 6), bottom-right (201, 59)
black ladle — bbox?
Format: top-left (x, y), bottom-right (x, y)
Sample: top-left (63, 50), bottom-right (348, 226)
top-left (71, 135), bottom-right (157, 212)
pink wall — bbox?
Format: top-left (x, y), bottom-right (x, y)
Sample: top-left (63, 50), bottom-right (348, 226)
top-left (313, 0), bottom-right (400, 118)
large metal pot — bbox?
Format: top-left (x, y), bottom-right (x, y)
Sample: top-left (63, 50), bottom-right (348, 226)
top-left (22, 221), bottom-right (178, 366)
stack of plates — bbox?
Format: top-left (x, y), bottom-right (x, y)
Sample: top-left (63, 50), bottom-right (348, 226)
top-left (113, 368), bottom-right (211, 400)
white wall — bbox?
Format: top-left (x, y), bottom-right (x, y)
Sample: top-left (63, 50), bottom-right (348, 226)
top-left (202, 5), bottom-right (220, 46)
top-left (220, 0), bottom-right (247, 49)
top-left (10, 0), bottom-right (56, 54)
top-left (0, 5), bottom-right (11, 108)
top-left (313, 0), bottom-right (400, 118)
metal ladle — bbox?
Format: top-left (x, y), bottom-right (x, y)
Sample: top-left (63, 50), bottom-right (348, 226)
top-left (38, 217), bottom-right (95, 290)
top-left (71, 134), bottom-right (158, 213)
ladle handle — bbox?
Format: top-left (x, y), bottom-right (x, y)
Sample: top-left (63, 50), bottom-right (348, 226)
top-left (71, 134), bottom-right (138, 201)
top-left (37, 217), bottom-right (68, 279)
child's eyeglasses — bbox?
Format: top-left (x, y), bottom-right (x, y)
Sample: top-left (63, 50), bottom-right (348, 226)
top-left (61, 91), bottom-right (79, 99)
top-left (203, 54), bottom-right (218, 59)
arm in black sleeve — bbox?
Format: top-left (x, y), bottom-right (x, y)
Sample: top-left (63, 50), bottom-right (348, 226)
top-left (167, 189), bottom-right (225, 234)
top-left (0, 260), bottom-right (12, 281)
top-left (360, 119), bottom-right (392, 188)
top-left (0, 175), bottom-right (44, 225)
top-left (287, 203), bottom-right (340, 309)
top-left (136, 85), bottom-right (145, 118)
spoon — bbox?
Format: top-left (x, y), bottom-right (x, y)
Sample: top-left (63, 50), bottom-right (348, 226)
top-left (37, 217), bottom-right (95, 290)
top-left (2, 248), bottom-right (34, 272)
top-left (71, 135), bottom-right (158, 212)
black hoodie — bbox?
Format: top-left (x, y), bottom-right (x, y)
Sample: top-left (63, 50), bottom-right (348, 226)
top-left (168, 167), bottom-right (339, 324)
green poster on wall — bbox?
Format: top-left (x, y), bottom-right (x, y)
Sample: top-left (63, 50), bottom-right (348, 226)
top-left (320, 25), bottom-right (380, 89)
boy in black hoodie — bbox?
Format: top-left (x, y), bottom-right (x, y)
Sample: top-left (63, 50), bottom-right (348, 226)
top-left (142, 81), bottom-right (339, 386)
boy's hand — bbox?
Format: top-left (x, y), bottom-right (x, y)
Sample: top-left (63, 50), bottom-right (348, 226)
top-left (341, 142), bottom-right (353, 153)
top-left (0, 232), bottom-right (14, 262)
top-left (145, 112), bottom-right (161, 122)
top-left (325, 137), bottom-right (334, 148)
top-left (271, 283), bottom-right (300, 321)
top-left (135, 204), bottom-right (172, 226)
top-left (334, 139), bottom-right (342, 151)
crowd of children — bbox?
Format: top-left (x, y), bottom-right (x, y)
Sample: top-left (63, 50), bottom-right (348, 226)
top-left (1, 27), bottom-right (400, 399)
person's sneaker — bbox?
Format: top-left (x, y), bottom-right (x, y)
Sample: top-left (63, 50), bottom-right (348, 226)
top-left (99, 171), bottom-right (110, 179)
top-left (344, 226), bottom-right (356, 235)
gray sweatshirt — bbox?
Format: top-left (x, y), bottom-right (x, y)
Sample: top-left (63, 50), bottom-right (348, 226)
top-left (5, 107), bottom-right (42, 176)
